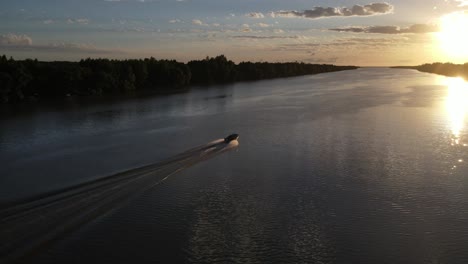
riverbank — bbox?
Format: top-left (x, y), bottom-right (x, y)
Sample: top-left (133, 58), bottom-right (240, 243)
top-left (393, 62), bottom-right (468, 79)
top-left (0, 55), bottom-right (358, 105)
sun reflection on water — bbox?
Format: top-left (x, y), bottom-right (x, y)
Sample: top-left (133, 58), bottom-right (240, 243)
top-left (445, 77), bottom-right (468, 145)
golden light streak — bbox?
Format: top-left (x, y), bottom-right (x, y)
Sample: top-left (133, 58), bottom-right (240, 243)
top-left (445, 77), bottom-right (468, 145)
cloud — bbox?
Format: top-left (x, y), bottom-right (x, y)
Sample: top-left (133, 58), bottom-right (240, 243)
top-left (169, 19), bottom-right (181, 23)
top-left (267, 36), bottom-right (411, 55)
top-left (232, 35), bottom-right (303, 40)
top-left (4, 43), bottom-right (119, 54)
top-left (103, 0), bottom-right (158, 2)
top-left (0, 34), bottom-right (33, 46)
top-left (192, 19), bottom-right (207, 26)
top-left (45, 42), bottom-right (104, 52)
top-left (455, 0), bottom-right (468, 6)
top-left (330, 24), bottom-right (440, 34)
top-left (0, 34), bottom-right (118, 54)
top-left (67, 18), bottom-right (90, 24)
top-left (304, 57), bottom-right (339, 63)
top-left (402, 24), bottom-right (440, 33)
top-left (246, 12), bottom-right (265, 18)
top-left (274, 2), bottom-right (393, 19)
top-left (255, 23), bottom-right (270, 28)
top-left (240, 24), bottom-right (252, 32)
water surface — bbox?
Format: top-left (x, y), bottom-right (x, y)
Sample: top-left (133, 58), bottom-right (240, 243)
top-left (1, 68), bottom-right (468, 264)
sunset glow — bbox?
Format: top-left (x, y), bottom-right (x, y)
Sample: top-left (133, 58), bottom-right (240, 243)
top-left (0, 1), bottom-right (467, 65)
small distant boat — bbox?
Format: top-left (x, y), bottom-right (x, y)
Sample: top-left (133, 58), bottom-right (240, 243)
top-left (224, 134), bottom-right (239, 143)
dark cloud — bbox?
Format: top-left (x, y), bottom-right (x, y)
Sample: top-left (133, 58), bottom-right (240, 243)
top-left (274, 2), bottom-right (393, 19)
top-left (330, 24), bottom-right (440, 34)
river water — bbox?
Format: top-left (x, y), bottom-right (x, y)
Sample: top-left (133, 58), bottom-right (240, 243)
top-left (1, 68), bottom-right (468, 263)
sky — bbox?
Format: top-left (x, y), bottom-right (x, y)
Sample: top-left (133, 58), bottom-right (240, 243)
top-left (0, 0), bottom-right (468, 66)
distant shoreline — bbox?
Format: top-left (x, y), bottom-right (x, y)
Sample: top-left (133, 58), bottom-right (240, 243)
top-left (392, 63), bottom-right (468, 79)
top-left (0, 55), bottom-right (358, 105)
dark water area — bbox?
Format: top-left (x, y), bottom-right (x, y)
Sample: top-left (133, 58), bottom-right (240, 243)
top-left (1, 68), bottom-right (468, 263)
top-left (0, 138), bottom-right (238, 263)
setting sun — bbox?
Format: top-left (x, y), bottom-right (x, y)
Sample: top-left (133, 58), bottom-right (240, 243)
top-left (438, 12), bottom-right (468, 59)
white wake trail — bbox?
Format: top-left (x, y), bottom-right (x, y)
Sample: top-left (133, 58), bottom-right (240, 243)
top-left (0, 138), bottom-right (238, 263)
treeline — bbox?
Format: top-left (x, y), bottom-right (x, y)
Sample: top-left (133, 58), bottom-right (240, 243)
top-left (394, 62), bottom-right (468, 79)
top-left (0, 55), bottom-right (358, 103)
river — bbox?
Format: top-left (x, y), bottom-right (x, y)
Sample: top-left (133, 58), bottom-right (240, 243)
top-left (1, 68), bottom-right (468, 263)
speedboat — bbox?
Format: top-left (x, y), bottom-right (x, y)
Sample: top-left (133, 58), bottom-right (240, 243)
top-left (224, 134), bottom-right (239, 143)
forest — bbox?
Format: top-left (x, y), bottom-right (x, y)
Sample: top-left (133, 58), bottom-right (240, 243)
top-left (394, 62), bottom-right (468, 79)
top-left (0, 55), bottom-right (358, 103)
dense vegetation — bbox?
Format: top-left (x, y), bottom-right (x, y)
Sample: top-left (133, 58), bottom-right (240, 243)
top-left (394, 62), bottom-right (468, 79)
top-left (0, 55), bottom-right (358, 103)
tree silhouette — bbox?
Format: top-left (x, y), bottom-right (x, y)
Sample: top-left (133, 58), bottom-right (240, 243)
top-left (0, 55), bottom-right (357, 104)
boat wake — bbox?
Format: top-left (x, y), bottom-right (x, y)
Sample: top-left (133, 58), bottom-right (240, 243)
top-left (0, 138), bottom-right (238, 263)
